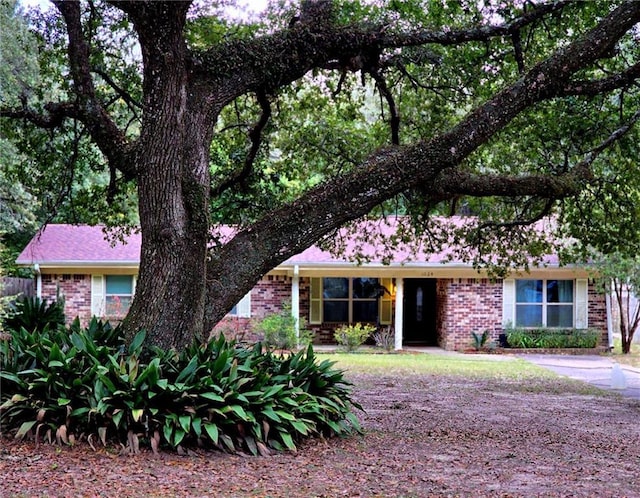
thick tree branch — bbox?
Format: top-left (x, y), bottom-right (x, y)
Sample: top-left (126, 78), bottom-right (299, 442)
top-left (52, 0), bottom-right (136, 179)
top-left (196, 0), bottom-right (574, 106)
top-left (557, 62), bottom-right (640, 97)
top-left (204, 0), bottom-right (640, 330)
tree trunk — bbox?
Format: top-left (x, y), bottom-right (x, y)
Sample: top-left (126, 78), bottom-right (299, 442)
top-left (120, 9), bottom-right (214, 350)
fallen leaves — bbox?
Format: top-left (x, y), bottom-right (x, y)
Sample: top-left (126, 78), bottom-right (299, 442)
top-left (1, 374), bottom-right (640, 497)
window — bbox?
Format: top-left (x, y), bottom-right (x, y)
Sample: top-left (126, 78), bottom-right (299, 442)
top-left (105, 275), bottom-right (135, 317)
top-left (515, 279), bottom-right (573, 328)
top-left (229, 292), bottom-right (251, 318)
top-left (322, 277), bottom-right (380, 323)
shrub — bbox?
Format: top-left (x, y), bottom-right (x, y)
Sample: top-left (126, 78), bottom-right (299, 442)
top-left (334, 323), bottom-right (376, 352)
top-left (505, 328), bottom-right (599, 349)
top-left (470, 330), bottom-right (492, 351)
top-left (254, 301), bottom-right (312, 350)
top-left (0, 323), bottom-right (360, 455)
top-left (3, 296), bottom-right (65, 333)
top-left (372, 325), bottom-right (395, 351)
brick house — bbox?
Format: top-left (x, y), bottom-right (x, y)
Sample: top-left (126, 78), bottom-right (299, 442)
top-left (16, 222), bottom-right (609, 350)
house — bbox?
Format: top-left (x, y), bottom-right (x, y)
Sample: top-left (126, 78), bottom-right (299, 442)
top-left (15, 221), bottom-right (609, 350)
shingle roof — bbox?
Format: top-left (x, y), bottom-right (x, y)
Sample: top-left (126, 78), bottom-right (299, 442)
top-left (16, 220), bottom-right (561, 268)
top-left (16, 224), bottom-right (141, 266)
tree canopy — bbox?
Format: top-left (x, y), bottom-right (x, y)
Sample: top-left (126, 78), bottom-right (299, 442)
top-left (2, 0), bottom-right (640, 349)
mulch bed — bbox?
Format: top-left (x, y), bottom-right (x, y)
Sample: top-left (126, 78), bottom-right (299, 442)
top-left (2, 373), bottom-right (640, 497)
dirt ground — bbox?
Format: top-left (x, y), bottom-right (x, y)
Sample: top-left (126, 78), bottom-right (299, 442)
top-left (2, 373), bottom-right (640, 498)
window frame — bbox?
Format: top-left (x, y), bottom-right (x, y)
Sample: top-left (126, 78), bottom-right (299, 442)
top-left (514, 279), bottom-right (574, 328)
top-left (91, 274), bottom-right (137, 318)
top-left (315, 277), bottom-right (384, 324)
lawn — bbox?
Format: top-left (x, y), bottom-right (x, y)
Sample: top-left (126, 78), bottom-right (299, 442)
top-left (607, 338), bottom-right (640, 368)
top-left (317, 351), bottom-right (557, 379)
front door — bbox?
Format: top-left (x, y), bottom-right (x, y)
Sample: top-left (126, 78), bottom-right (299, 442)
top-left (403, 279), bottom-right (437, 346)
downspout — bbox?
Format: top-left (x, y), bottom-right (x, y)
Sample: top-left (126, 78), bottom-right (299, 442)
top-left (606, 292), bottom-right (614, 351)
top-left (291, 265), bottom-right (300, 343)
top-left (33, 264), bottom-right (42, 299)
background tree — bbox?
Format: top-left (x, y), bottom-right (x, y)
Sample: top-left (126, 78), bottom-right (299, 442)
top-left (590, 254), bottom-right (640, 354)
top-left (2, 1), bottom-right (640, 350)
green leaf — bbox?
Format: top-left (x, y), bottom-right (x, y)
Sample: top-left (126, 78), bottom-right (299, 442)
top-left (173, 428), bottom-right (186, 447)
top-left (261, 408), bottom-right (282, 423)
top-left (192, 417), bottom-right (202, 438)
top-left (0, 371), bottom-right (21, 384)
top-left (179, 414), bottom-right (191, 433)
top-left (15, 420), bottom-right (37, 440)
top-left (163, 422), bottom-right (173, 445)
top-left (112, 410), bottom-right (124, 428)
top-left (176, 356), bottom-right (198, 383)
top-left (128, 330), bottom-right (146, 355)
top-left (48, 360), bottom-right (64, 368)
top-left (132, 409), bottom-right (144, 422)
top-left (274, 410), bottom-right (296, 421)
top-left (204, 423), bottom-right (219, 444)
top-left (57, 398), bottom-right (71, 406)
top-left (279, 431), bottom-right (296, 451)
top-left (290, 420), bottom-right (310, 435)
top-left (223, 405), bottom-right (249, 421)
top-left (200, 392), bottom-right (224, 403)
top-left (69, 332), bottom-right (85, 352)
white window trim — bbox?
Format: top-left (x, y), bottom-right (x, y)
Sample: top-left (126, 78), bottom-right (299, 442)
top-left (91, 274), bottom-right (137, 318)
top-left (503, 278), bottom-right (588, 329)
top-left (229, 292), bottom-right (251, 318)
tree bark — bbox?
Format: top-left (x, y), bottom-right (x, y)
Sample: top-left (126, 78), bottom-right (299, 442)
top-left (119, 7), bottom-right (215, 349)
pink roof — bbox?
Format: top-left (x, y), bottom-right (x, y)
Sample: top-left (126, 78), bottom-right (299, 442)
top-left (16, 224), bottom-right (141, 266)
top-left (16, 219), bottom-right (561, 268)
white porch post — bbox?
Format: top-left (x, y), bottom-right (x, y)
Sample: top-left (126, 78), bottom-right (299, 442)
top-left (394, 277), bottom-right (404, 350)
top-left (291, 265), bottom-right (300, 340)
top-left (34, 264), bottom-right (42, 299)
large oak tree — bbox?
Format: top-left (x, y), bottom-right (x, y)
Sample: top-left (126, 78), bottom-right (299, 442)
top-left (3, 0), bottom-right (640, 350)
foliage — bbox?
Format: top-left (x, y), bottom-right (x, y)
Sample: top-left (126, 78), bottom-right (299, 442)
top-left (470, 330), bottom-right (493, 352)
top-left (0, 323), bottom-right (361, 454)
top-left (253, 301), bottom-right (313, 350)
top-left (334, 323), bottom-right (376, 352)
top-left (372, 325), bottom-right (395, 352)
top-left (3, 295), bottom-right (65, 333)
top-left (3, 1), bottom-right (640, 349)
top-left (588, 252), bottom-right (640, 354)
top-left (505, 328), bottom-right (599, 349)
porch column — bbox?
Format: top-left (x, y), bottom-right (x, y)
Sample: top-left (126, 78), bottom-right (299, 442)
top-left (291, 265), bottom-right (300, 340)
top-left (394, 277), bottom-right (404, 350)
top-left (34, 264), bottom-right (42, 299)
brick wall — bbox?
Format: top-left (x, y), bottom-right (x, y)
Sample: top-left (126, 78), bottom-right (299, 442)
top-left (587, 281), bottom-right (608, 346)
top-left (39, 272), bottom-right (610, 349)
top-left (252, 275), bottom-right (293, 319)
top-left (41, 273), bottom-right (92, 325)
top-left (437, 278), bottom-right (503, 350)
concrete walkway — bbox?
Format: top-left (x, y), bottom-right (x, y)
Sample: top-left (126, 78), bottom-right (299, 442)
top-left (517, 354), bottom-right (640, 400)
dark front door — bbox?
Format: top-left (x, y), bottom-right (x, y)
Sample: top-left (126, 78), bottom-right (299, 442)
top-left (403, 279), bottom-right (437, 346)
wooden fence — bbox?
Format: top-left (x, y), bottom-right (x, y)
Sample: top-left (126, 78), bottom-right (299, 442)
top-left (1, 277), bottom-right (35, 298)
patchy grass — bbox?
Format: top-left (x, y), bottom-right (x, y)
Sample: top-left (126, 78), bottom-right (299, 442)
top-left (605, 338), bottom-right (640, 368)
top-left (316, 352), bottom-right (557, 381)
top-left (317, 352), bottom-right (610, 397)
